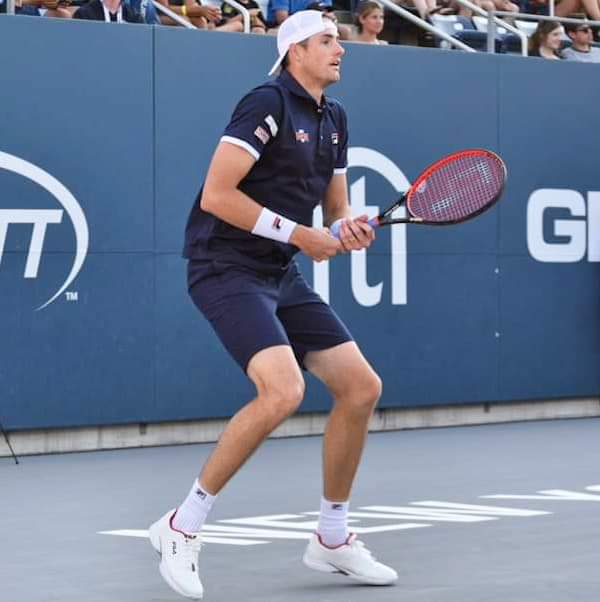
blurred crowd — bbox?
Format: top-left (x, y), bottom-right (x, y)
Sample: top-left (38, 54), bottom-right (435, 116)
top-left (2, 0), bottom-right (599, 61)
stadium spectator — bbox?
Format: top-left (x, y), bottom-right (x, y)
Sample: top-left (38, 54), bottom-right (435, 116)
top-left (354, 0), bottom-right (388, 43)
top-left (11, 0), bottom-right (73, 17)
top-left (489, 0), bottom-right (519, 17)
top-left (521, 0), bottom-right (600, 20)
top-left (155, 0), bottom-right (222, 28)
top-left (455, 0), bottom-right (496, 17)
top-left (555, 0), bottom-right (600, 22)
top-left (529, 20), bottom-right (564, 58)
top-left (518, 0), bottom-right (548, 14)
top-left (218, 0), bottom-right (267, 32)
top-left (266, 0), bottom-right (336, 26)
top-left (73, 0), bottom-right (143, 20)
top-left (126, 0), bottom-right (160, 23)
top-left (304, 2), bottom-right (352, 39)
top-left (425, 0), bottom-right (497, 19)
top-left (409, 0), bottom-right (438, 19)
top-left (562, 21), bottom-right (600, 61)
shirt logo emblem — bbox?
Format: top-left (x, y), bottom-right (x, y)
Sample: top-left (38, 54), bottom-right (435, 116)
top-left (254, 126), bottom-right (270, 145)
top-left (331, 133), bottom-right (339, 145)
top-left (295, 129), bottom-right (310, 143)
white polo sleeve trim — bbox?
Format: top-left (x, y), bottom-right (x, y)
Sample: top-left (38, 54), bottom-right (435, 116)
top-left (333, 167), bottom-right (347, 175)
top-left (220, 136), bottom-right (260, 161)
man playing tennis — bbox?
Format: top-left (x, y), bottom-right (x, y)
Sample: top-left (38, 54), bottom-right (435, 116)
top-left (149, 10), bottom-right (398, 598)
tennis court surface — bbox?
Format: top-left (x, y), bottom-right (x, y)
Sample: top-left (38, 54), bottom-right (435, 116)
top-left (2, 417), bottom-right (599, 602)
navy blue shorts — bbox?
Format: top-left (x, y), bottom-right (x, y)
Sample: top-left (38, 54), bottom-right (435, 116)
top-left (188, 259), bottom-right (353, 372)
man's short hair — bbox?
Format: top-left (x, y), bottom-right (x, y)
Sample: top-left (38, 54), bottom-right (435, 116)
top-left (564, 21), bottom-right (592, 36)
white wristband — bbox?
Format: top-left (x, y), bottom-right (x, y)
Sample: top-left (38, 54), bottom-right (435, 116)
top-left (251, 207), bottom-right (297, 244)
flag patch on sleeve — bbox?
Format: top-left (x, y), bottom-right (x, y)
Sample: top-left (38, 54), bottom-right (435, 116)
top-left (254, 126), bottom-right (270, 145)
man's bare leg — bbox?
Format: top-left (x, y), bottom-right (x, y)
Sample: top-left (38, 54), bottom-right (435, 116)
top-left (301, 342), bottom-right (397, 585)
top-left (199, 345), bottom-right (305, 494)
top-left (305, 341), bottom-right (382, 503)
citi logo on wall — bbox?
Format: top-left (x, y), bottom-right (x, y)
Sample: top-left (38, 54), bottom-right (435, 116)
top-left (0, 150), bottom-right (89, 310)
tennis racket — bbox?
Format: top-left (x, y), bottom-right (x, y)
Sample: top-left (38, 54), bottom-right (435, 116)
top-left (331, 149), bottom-right (507, 237)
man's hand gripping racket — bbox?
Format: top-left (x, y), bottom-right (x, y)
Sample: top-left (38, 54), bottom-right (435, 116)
top-left (331, 149), bottom-right (507, 238)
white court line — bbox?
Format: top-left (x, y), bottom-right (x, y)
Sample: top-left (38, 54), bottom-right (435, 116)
top-left (98, 529), bottom-right (268, 546)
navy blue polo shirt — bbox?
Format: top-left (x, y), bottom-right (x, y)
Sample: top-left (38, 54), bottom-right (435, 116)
top-left (183, 70), bottom-right (349, 274)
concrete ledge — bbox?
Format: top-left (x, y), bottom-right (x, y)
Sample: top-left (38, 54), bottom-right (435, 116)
top-left (1, 397), bottom-right (599, 458)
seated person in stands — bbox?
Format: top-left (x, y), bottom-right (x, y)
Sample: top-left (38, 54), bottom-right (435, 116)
top-left (154, 0), bottom-right (223, 29)
top-left (518, 0), bottom-right (548, 14)
top-left (521, 0), bottom-right (600, 20)
top-left (529, 20), bottom-right (564, 58)
top-left (266, 0), bottom-right (313, 26)
top-left (218, 0), bottom-right (267, 32)
top-left (266, 0), bottom-right (348, 36)
top-left (410, 0), bottom-right (439, 19)
top-left (305, 2), bottom-right (352, 39)
top-left (555, 0), bottom-right (600, 22)
top-left (426, 0), bottom-right (497, 19)
top-left (354, 0), bottom-right (388, 43)
top-left (74, 0), bottom-right (143, 21)
top-left (562, 21), bottom-right (600, 61)
top-left (12, 0), bottom-right (73, 18)
top-left (125, 0), bottom-right (161, 23)
top-left (489, 0), bottom-right (519, 17)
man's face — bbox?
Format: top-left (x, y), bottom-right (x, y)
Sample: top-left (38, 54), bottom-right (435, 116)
top-left (570, 26), bottom-right (593, 47)
top-left (295, 27), bottom-right (345, 87)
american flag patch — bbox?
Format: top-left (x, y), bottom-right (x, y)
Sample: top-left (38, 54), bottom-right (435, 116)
top-left (295, 129), bottom-right (309, 143)
top-left (331, 133), bottom-right (339, 145)
top-left (254, 126), bottom-right (270, 145)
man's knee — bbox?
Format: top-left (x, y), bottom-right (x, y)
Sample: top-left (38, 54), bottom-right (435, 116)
top-left (248, 346), bottom-right (305, 420)
top-left (260, 378), bottom-right (305, 421)
top-left (359, 371), bottom-right (383, 409)
top-left (337, 370), bottom-right (382, 414)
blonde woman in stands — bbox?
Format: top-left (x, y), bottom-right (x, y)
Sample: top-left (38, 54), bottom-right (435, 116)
top-left (529, 20), bottom-right (564, 58)
top-left (354, 1), bottom-right (388, 44)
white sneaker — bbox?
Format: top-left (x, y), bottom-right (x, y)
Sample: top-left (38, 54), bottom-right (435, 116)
top-left (303, 533), bottom-right (398, 586)
top-left (148, 509), bottom-right (204, 599)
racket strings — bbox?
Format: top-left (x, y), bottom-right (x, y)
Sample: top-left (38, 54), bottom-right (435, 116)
top-left (408, 154), bottom-right (505, 223)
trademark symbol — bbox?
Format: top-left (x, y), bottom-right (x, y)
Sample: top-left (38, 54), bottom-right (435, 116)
top-left (65, 291), bottom-right (78, 302)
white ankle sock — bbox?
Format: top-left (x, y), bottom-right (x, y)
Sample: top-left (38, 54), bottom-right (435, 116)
top-left (317, 497), bottom-right (349, 547)
top-left (172, 480), bottom-right (216, 534)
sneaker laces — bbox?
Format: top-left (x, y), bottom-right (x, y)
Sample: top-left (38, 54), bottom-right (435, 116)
top-left (351, 539), bottom-right (378, 563)
top-left (182, 534), bottom-right (202, 570)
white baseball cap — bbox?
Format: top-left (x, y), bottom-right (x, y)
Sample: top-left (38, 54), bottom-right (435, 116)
top-left (268, 10), bottom-right (338, 76)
